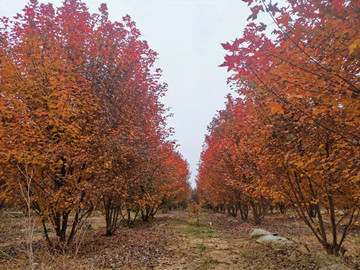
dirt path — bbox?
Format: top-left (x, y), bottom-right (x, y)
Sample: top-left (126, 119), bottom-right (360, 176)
top-left (154, 211), bottom-right (319, 270)
top-left (157, 217), bottom-right (240, 269)
top-left (1, 210), bottom-right (358, 269)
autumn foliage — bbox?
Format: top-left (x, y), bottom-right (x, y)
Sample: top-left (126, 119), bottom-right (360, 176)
top-left (197, 96), bottom-right (277, 224)
top-left (197, 0), bottom-right (359, 256)
top-left (0, 0), bottom-right (190, 248)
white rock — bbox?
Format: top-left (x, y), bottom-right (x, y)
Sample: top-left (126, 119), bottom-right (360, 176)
top-left (250, 228), bottom-right (273, 238)
top-left (319, 264), bottom-right (351, 270)
top-left (256, 234), bottom-right (293, 245)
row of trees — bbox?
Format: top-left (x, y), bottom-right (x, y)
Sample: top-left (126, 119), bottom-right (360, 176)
top-left (197, 0), bottom-right (359, 256)
top-left (0, 0), bottom-right (191, 249)
top-left (197, 96), bottom-right (278, 224)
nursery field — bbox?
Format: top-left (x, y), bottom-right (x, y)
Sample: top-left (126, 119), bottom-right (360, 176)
top-left (1, 0), bottom-right (359, 269)
top-left (0, 210), bottom-right (359, 269)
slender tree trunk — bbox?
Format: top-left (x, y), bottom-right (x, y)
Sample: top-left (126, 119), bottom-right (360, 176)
top-left (239, 203), bottom-right (249, 221)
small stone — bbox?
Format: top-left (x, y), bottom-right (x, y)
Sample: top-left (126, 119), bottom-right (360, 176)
top-left (250, 228), bottom-right (273, 238)
top-left (256, 234), bottom-right (293, 245)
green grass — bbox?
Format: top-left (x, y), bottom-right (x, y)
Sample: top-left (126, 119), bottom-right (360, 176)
top-left (238, 250), bottom-right (252, 258)
top-left (200, 210), bottom-right (213, 216)
top-left (172, 219), bottom-right (186, 225)
top-left (34, 227), bottom-right (52, 233)
top-left (172, 219), bottom-right (217, 239)
top-left (197, 242), bottom-right (207, 251)
top-left (186, 225), bottom-right (217, 238)
top-left (202, 257), bottom-right (218, 268)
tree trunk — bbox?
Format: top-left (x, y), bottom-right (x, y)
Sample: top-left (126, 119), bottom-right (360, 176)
top-left (239, 203), bottom-right (249, 221)
top-left (250, 201), bottom-right (268, 225)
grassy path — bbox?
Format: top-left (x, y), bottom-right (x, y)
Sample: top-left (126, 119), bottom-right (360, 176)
top-left (154, 211), bottom-right (318, 270)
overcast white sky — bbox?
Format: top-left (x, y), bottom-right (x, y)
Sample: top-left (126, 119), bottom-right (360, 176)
top-left (1, 0), bottom-right (252, 187)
